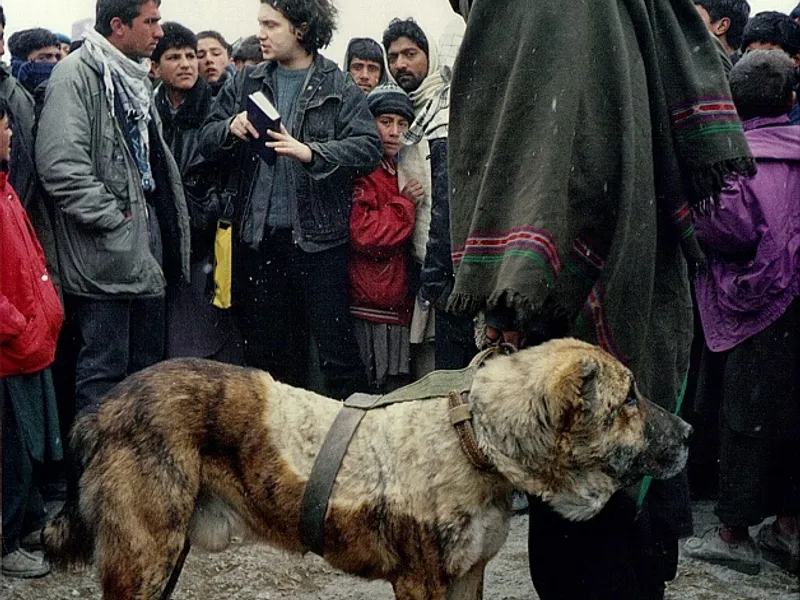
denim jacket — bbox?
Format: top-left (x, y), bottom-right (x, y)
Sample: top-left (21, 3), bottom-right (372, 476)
top-left (199, 54), bottom-right (382, 251)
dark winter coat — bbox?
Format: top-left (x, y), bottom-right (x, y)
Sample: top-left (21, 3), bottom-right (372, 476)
top-left (0, 64), bottom-right (59, 290)
top-left (35, 49), bottom-right (191, 298)
top-left (155, 77), bottom-right (223, 237)
top-left (0, 64), bottom-right (36, 205)
top-left (154, 77), bottom-right (241, 360)
top-left (418, 138), bottom-right (455, 311)
top-left (156, 78), bottom-right (212, 175)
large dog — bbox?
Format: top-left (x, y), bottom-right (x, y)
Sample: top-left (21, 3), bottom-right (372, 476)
top-left (44, 338), bottom-right (691, 600)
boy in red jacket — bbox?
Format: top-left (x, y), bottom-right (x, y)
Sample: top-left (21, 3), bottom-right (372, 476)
top-left (0, 97), bottom-right (63, 578)
top-left (349, 83), bottom-right (424, 392)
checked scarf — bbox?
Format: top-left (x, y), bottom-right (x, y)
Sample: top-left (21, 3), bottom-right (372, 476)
top-left (401, 26), bottom-right (451, 144)
top-left (83, 29), bottom-right (155, 192)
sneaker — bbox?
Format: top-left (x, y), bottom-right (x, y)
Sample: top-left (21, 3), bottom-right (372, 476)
top-left (683, 527), bottom-right (761, 575)
top-left (757, 523), bottom-right (799, 573)
top-left (2, 549), bottom-right (50, 579)
top-left (20, 528), bottom-right (43, 552)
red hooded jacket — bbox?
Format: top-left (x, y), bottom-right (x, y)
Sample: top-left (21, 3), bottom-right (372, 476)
top-left (349, 160), bottom-right (416, 325)
top-left (0, 171), bottom-right (63, 376)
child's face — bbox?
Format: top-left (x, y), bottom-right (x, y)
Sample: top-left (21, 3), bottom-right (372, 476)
top-left (0, 116), bottom-right (12, 163)
top-left (376, 113), bottom-right (409, 158)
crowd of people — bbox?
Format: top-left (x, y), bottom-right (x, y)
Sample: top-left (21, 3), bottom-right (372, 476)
top-left (0, 0), bottom-right (798, 598)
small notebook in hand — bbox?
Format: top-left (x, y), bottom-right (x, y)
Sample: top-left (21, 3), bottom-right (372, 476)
top-left (246, 91), bottom-right (281, 166)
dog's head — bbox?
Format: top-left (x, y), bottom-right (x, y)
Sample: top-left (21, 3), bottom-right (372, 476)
top-left (471, 338), bottom-right (692, 521)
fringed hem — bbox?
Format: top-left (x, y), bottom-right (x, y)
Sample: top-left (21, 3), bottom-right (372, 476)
top-left (687, 157), bottom-right (756, 202)
top-left (448, 288), bottom-right (537, 322)
top-left (446, 291), bottom-right (485, 317)
top-left (448, 288), bottom-right (565, 334)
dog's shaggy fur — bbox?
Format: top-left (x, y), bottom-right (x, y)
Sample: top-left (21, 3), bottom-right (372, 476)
top-left (44, 338), bottom-right (691, 600)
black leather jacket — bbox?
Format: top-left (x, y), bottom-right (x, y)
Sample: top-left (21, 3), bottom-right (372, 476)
top-left (155, 77), bottom-right (212, 175)
top-left (198, 54), bottom-right (382, 251)
top-left (155, 77), bottom-right (222, 238)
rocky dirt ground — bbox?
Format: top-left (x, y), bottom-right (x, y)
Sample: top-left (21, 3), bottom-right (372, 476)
top-left (2, 501), bottom-right (798, 599)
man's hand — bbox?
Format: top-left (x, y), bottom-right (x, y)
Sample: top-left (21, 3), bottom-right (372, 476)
top-left (229, 111), bottom-right (259, 141)
top-left (266, 125), bottom-right (313, 163)
top-left (485, 325), bottom-right (523, 349)
top-left (401, 178), bottom-right (425, 204)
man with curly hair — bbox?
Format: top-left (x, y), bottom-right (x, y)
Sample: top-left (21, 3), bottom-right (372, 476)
top-left (199, 0), bottom-right (381, 399)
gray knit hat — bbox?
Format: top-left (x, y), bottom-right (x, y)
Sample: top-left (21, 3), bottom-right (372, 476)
top-left (367, 82), bottom-right (415, 122)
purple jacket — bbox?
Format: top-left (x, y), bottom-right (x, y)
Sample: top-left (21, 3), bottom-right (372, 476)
top-left (694, 115), bottom-right (800, 352)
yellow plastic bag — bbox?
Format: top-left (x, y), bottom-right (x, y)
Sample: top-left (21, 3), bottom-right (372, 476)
top-left (212, 219), bottom-right (233, 309)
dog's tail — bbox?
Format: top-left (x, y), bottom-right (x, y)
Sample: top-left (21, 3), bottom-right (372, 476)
top-left (43, 410), bottom-right (101, 569)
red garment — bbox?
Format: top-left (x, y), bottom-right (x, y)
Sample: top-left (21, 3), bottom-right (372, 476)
top-left (0, 172), bottom-right (63, 376)
top-left (349, 159), bottom-right (416, 325)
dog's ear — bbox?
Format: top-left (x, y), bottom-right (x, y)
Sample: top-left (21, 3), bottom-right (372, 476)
top-left (559, 356), bottom-right (599, 409)
top-left (550, 356), bottom-right (599, 419)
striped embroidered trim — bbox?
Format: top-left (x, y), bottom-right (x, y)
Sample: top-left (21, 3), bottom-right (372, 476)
top-left (580, 285), bottom-right (627, 365)
top-left (452, 226), bottom-right (560, 281)
top-left (672, 123), bottom-right (743, 143)
top-left (671, 202), bottom-right (695, 239)
top-left (670, 96), bottom-right (740, 142)
top-left (350, 306), bottom-right (408, 326)
top-left (566, 235), bottom-right (606, 282)
top-left (670, 96), bottom-right (737, 129)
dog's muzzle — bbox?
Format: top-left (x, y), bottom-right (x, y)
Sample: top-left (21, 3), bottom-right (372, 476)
top-left (630, 400), bottom-right (693, 481)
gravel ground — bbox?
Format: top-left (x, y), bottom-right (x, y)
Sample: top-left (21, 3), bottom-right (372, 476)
top-left (3, 501), bottom-right (798, 599)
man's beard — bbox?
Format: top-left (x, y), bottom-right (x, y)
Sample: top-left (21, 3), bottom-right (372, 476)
top-left (395, 71), bottom-right (422, 93)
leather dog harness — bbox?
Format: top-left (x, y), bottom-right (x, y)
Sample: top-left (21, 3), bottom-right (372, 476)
top-left (298, 346), bottom-right (511, 557)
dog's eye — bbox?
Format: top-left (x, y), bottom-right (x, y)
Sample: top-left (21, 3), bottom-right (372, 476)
top-left (622, 381), bottom-right (640, 409)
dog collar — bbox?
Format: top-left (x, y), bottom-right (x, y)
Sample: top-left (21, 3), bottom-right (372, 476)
top-left (448, 390), bottom-right (497, 473)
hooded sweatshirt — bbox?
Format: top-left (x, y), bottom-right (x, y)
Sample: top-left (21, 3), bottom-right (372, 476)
top-left (694, 114), bottom-right (800, 351)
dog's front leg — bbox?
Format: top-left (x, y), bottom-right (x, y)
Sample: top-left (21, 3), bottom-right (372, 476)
top-left (444, 563), bottom-right (485, 600)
